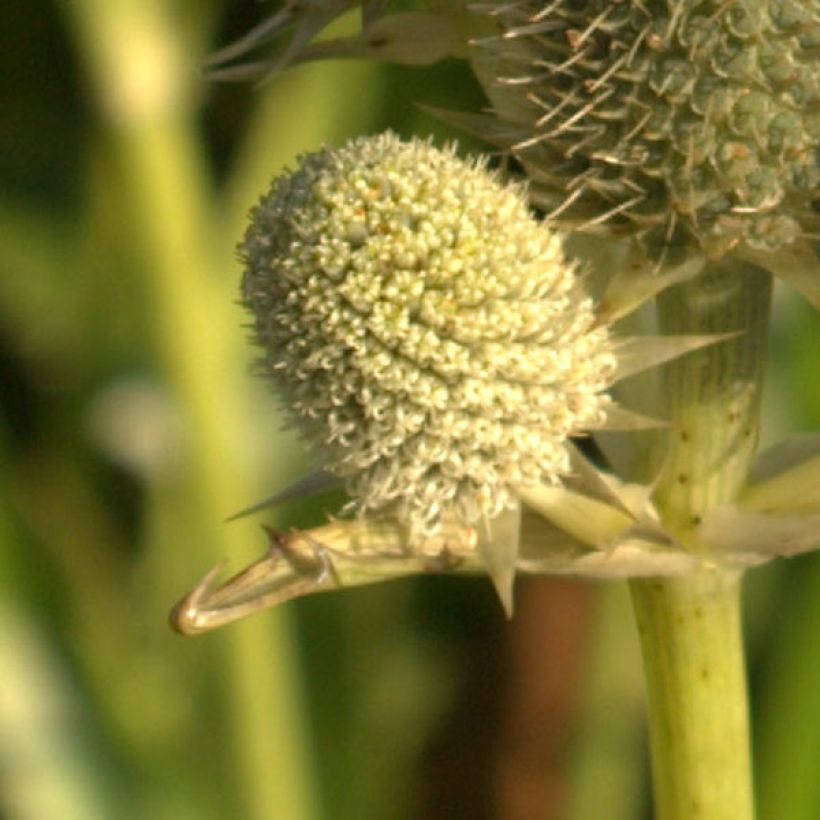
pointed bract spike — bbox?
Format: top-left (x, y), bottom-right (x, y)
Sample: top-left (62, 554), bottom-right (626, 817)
top-left (596, 252), bottom-right (706, 325)
top-left (170, 562), bottom-right (227, 635)
top-left (699, 507), bottom-right (820, 564)
top-left (563, 443), bottom-right (665, 535)
top-left (225, 471), bottom-right (341, 522)
top-left (518, 503), bottom-right (590, 559)
top-left (565, 538), bottom-right (698, 578)
top-left (739, 243), bottom-right (820, 311)
top-left (613, 333), bottom-right (740, 383)
top-left (562, 441), bottom-right (636, 519)
top-left (206, 61), bottom-right (273, 83)
top-left (420, 105), bottom-right (526, 147)
top-left (518, 504), bottom-right (695, 577)
top-left (749, 434), bottom-right (820, 484)
top-left (517, 483), bottom-right (636, 550)
top-left (475, 502), bottom-right (521, 617)
top-left (171, 518), bottom-right (487, 635)
top-left (205, 5), bottom-right (300, 68)
top-left (301, 13), bottom-right (462, 66)
top-left (597, 402), bottom-right (667, 431)
top-left (207, 0), bottom-right (357, 80)
top-left (741, 438), bottom-right (820, 515)
top-left (267, 5), bottom-right (353, 74)
top-left (169, 534), bottom-right (337, 635)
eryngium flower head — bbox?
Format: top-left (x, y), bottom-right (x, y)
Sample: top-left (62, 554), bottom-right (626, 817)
top-left (241, 132), bottom-right (614, 538)
top-left (473, 0), bottom-right (820, 259)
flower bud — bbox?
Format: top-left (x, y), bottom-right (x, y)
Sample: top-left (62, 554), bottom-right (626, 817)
top-left (473, 0), bottom-right (820, 259)
top-left (241, 132), bottom-right (614, 538)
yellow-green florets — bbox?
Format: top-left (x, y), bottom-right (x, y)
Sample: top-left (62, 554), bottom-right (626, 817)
top-left (473, 0), bottom-right (820, 259)
top-left (241, 132), bottom-right (614, 537)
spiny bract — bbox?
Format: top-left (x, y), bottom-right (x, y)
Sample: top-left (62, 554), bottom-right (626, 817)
top-left (474, 0), bottom-right (820, 259)
top-left (241, 132), bottom-right (614, 538)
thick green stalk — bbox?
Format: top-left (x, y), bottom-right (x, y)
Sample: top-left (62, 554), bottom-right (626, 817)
top-left (630, 259), bottom-right (772, 820)
top-left (567, 585), bottom-right (644, 820)
top-left (60, 3), bottom-right (319, 819)
top-left (755, 555), bottom-right (820, 820)
top-left (631, 570), bottom-right (752, 820)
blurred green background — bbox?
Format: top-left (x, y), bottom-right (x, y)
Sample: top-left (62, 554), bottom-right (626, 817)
top-left (1, 2), bottom-right (819, 819)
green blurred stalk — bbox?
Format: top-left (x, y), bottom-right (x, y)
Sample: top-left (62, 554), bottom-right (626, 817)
top-left (567, 585), bottom-right (644, 820)
top-left (630, 260), bottom-right (771, 820)
top-left (0, 427), bottom-right (119, 820)
top-left (59, 2), bottom-right (319, 818)
top-left (755, 297), bottom-right (820, 820)
top-left (755, 554), bottom-right (820, 820)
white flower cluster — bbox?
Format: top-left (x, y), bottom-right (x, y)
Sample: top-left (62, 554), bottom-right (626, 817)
top-left (241, 132), bottom-right (614, 537)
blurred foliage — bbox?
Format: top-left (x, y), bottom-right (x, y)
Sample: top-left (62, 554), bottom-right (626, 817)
top-left (0, 2), bottom-right (818, 819)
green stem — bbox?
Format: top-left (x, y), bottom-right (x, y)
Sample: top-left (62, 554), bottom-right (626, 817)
top-left (631, 571), bottom-right (752, 820)
top-left (629, 258), bottom-right (772, 820)
top-left (755, 554), bottom-right (820, 820)
top-left (60, 3), bottom-right (319, 819)
top-left (568, 585), bottom-right (644, 820)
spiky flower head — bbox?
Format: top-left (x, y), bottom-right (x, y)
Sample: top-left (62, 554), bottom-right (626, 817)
top-left (472, 0), bottom-right (820, 260)
top-left (241, 132), bottom-right (614, 539)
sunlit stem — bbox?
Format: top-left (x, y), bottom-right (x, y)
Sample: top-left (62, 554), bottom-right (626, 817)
top-left (60, 3), bottom-right (319, 819)
top-left (630, 259), bottom-right (772, 820)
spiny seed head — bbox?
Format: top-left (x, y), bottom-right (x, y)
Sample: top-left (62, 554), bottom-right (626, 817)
top-left (241, 132), bottom-right (614, 538)
top-left (473, 0), bottom-right (820, 260)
